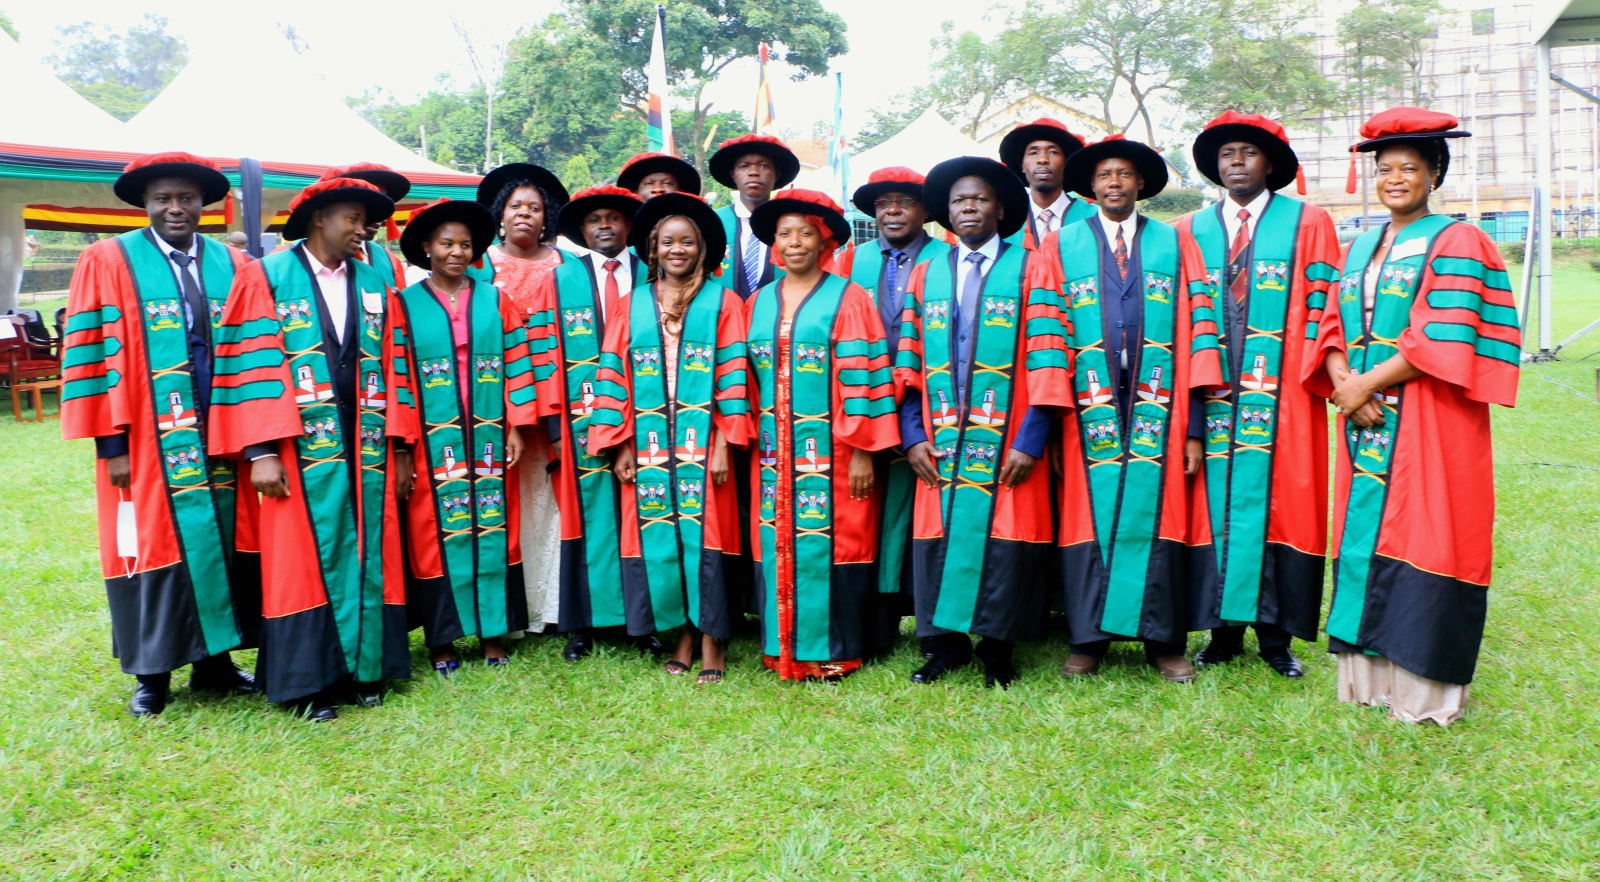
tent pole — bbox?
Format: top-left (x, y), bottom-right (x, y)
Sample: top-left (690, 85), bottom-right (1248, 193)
top-left (1536, 40), bottom-right (1556, 360)
top-left (240, 158), bottom-right (265, 260)
top-left (0, 203), bottom-right (25, 314)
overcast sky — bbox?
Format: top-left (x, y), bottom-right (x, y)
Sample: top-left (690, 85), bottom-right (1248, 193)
top-left (3, 0), bottom-right (1006, 136)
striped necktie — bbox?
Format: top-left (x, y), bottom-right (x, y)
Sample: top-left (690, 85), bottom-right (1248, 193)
top-left (1229, 208), bottom-right (1252, 304)
top-left (1113, 225), bottom-right (1129, 281)
top-left (743, 223), bottom-right (763, 293)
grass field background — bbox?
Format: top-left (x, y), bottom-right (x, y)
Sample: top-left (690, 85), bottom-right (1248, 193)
top-left (1, 252), bottom-right (1597, 879)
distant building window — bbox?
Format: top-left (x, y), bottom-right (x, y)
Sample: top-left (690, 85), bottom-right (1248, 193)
top-left (1471, 9), bottom-right (1494, 35)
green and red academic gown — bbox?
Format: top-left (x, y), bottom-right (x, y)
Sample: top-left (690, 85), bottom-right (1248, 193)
top-left (1304, 217), bottom-right (1519, 685)
top-left (360, 240), bottom-right (406, 289)
top-left (61, 232), bottom-right (261, 676)
top-left (395, 278), bottom-right (540, 645)
top-left (845, 236), bottom-right (952, 612)
top-left (1176, 195), bottom-right (1340, 640)
top-left (746, 273), bottom-right (900, 679)
top-left (207, 247), bottom-right (420, 703)
top-left (1045, 219), bottom-right (1222, 648)
top-left (528, 252), bottom-right (631, 633)
top-left (894, 244), bottom-right (1073, 642)
top-left (586, 281), bottom-right (754, 639)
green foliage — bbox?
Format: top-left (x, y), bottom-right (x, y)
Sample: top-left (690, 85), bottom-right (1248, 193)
top-left (1, 11), bottom-right (18, 40)
top-left (1141, 186), bottom-right (1204, 215)
top-left (561, 154), bottom-right (595, 192)
top-left (349, 85), bottom-right (486, 173)
top-left (925, 20), bottom-right (1048, 137)
top-left (1175, 0), bottom-right (1345, 127)
top-left (856, 91), bottom-right (930, 150)
top-left (45, 14), bottom-right (187, 121)
top-left (1337, 0), bottom-right (1447, 106)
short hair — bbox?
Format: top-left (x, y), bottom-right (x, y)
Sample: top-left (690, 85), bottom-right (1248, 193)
top-left (489, 180), bottom-right (562, 244)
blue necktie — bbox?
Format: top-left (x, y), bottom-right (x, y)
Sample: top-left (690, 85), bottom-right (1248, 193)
top-left (881, 248), bottom-right (906, 337)
top-left (956, 251), bottom-right (985, 406)
top-left (743, 222), bottom-right (763, 294)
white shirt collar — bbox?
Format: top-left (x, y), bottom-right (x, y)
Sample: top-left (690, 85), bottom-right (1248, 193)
top-left (1097, 209), bottom-right (1138, 244)
top-left (958, 234), bottom-right (1002, 265)
top-left (1032, 190), bottom-right (1071, 221)
top-left (154, 230), bottom-right (199, 261)
top-left (1226, 190), bottom-right (1272, 223)
top-left (302, 246), bottom-right (347, 278)
top-left (733, 199), bottom-right (754, 219)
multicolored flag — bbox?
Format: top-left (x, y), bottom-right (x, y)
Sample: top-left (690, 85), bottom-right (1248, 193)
top-left (753, 42), bottom-right (777, 135)
top-left (827, 72), bottom-right (849, 204)
top-left (646, 4), bottom-right (674, 154)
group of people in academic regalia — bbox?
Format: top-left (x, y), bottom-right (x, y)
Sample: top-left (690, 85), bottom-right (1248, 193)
top-left (62, 103), bottom-right (1518, 726)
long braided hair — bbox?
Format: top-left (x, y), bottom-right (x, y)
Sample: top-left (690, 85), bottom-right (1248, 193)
top-left (644, 214), bottom-right (709, 330)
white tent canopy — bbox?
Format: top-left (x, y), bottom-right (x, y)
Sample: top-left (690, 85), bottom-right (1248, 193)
top-left (793, 108), bottom-right (993, 197)
top-left (123, 37), bottom-right (461, 177)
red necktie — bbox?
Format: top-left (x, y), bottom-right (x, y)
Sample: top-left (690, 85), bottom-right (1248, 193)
top-left (1113, 225), bottom-right (1129, 280)
top-left (602, 258), bottom-right (622, 321)
top-left (1229, 209), bottom-right (1251, 304)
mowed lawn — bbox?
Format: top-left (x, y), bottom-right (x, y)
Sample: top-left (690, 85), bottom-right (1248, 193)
top-left (2, 257), bottom-right (1598, 880)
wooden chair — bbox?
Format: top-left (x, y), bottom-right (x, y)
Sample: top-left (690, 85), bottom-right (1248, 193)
top-left (2, 315), bottom-right (62, 421)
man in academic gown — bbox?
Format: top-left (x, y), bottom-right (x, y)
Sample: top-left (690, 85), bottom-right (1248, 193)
top-left (999, 118), bottom-right (1098, 251)
top-left (208, 177), bottom-right (418, 721)
top-left (616, 152), bottom-right (703, 200)
top-left (316, 163), bottom-right (409, 287)
top-left (1046, 135), bottom-right (1222, 683)
top-left (844, 167), bottom-right (952, 655)
top-left (61, 152), bottom-right (261, 716)
top-left (1178, 112), bottom-right (1341, 678)
top-left (536, 185), bottom-right (665, 661)
top-left (894, 157), bottom-right (1073, 689)
top-left (708, 134), bottom-right (801, 300)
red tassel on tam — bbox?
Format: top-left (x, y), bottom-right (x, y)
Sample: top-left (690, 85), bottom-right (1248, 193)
top-left (224, 193), bottom-right (235, 225)
top-left (1296, 166), bottom-right (1307, 196)
top-left (1345, 153), bottom-right (1358, 195)
top-left (386, 217), bottom-right (400, 240)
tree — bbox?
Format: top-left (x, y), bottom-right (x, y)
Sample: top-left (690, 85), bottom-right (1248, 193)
top-left (924, 21), bottom-right (1044, 137)
top-left (1175, 0), bottom-right (1343, 127)
top-left (453, 18), bottom-right (508, 170)
top-left (495, 13), bottom-right (634, 172)
top-left (573, 0), bottom-right (848, 174)
top-left (46, 14), bottom-right (187, 121)
top-left (1, 12), bottom-right (19, 41)
top-left (349, 83), bottom-right (486, 172)
top-left (1338, 0), bottom-right (1447, 106)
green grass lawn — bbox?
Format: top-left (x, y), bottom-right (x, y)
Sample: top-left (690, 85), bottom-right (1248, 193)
top-left (1, 256), bottom-right (1598, 880)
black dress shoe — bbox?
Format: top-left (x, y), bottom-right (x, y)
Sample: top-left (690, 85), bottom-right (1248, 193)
top-left (1261, 647), bottom-right (1305, 679)
top-left (634, 634), bottom-right (665, 656)
top-left (910, 656), bottom-right (966, 684)
top-left (189, 664), bottom-right (259, 695)
top-left (287, 699), bottom-right (337, 722)
top-left (128, 677), bottom-right (169, 717)
top-left (563, 633), bottom-right (591, 662)
top-left (352, 683), bottom-right (384, 708)
top-left (1193, 641), bottom-right (1244, 668)
top-left (981, 659), bottom-right (1018, 690)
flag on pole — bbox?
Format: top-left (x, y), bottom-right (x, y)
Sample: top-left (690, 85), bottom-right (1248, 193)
top-left (646, 5), bottom-right (674, 154)
top-left (827, 72), bottom-right (850, 205)
top-left (753, 42), bottom-right (777, 136)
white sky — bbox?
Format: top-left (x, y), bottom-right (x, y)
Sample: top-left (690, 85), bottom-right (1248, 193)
top-left (2, 0), bottom-right (1003, 137)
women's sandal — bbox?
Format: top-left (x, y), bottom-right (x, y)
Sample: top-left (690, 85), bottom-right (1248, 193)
top-left (697, 669), bottom-right (724, 685)
top-left (664, 660), bottom-right (692, 675)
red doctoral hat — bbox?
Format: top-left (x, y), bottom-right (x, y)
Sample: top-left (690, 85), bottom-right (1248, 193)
top-left (749, 188), bottom-right (852, 247)
top-left (284, 176), bottom-right (395, 241)
top-left (1358, 107), bottom-right (1465, 143)
top-left (709, 133), bottom-right (801, 189)
top-left (114, 151), bottom-right (231, 208)
top-left (1193, 110), bottom-right (1304, 195)
top-left (851, 166), bottom-right (927, 215)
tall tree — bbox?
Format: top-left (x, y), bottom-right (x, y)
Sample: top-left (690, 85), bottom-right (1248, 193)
top-left (1338, 0), bottom-right (1447, 106)
top-left (573, 0), bottom-right (848, 174)
top-left (496, 13), bottom-right (632, 171)
top-left (1175, 0), bottom-right (1343, 126)
top-left (349, 84), bottom-right (486, 172)
top-left (453, 18), bottom-right (509, 170)
top-left (1, 12), bottom-right (19, 41)
top-left (923, 21), bottom-right (1044, 137)
top-left (46, 14), bottom-right (188, 121)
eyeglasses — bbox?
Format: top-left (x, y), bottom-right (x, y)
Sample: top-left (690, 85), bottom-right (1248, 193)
top-left (874, 197), bottom-right (922, 211)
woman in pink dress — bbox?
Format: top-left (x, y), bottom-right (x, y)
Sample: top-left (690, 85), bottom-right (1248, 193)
top-left (471, 164), bottom-right (572, 634)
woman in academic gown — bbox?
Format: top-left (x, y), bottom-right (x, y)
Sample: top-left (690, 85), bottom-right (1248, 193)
top-left (1306, 108), bottom-right (1520, 725)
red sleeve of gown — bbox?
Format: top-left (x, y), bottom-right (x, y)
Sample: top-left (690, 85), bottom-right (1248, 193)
top-left (585, 293), bottom-right (633, 455)
top-left (713, 287), bottom-right (754, 448)
top-left (831, 280), bottom-right (900, 453)
top-left (1398, 223), bottom-right (1521, 408)
top-left (206, 260), bottom-right (305, 456)
top-left (60, 241), bottom-right (133, 441)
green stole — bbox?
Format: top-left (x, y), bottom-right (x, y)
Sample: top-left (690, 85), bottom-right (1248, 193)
top-left (1059, 219), bottom-right (1182, 637)
top-left (600, 282), bottom-right (725, 630)
top-left (363, 241), bottom-right (397, 288)
top-left (848, 236), bottom-right (951, 596)
top-left (1190, 195), bottom-right (1301, 622)
top-left (918, 244), bottom-right (1029, 634)
top-left (114, 229), bottom-right (242, 655)
top-left (1325, 214), bottom-right (1455, 647)
top-left (259, 247), bottom-right (394, 681)
top-left (396, 280), bottom-right (525, 637)
top-left (547, 256), bottom-right (625, 627)
top-left (1004, 196), bottom-right (1099, 247)
top-left (747, 274), bottom-right (849, 659)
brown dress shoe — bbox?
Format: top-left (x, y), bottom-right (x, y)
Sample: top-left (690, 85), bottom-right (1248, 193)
top-left (1060, 654), bottom-right (1101, 678)
top-left (1152, 655), bottom-right (1197, 683)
